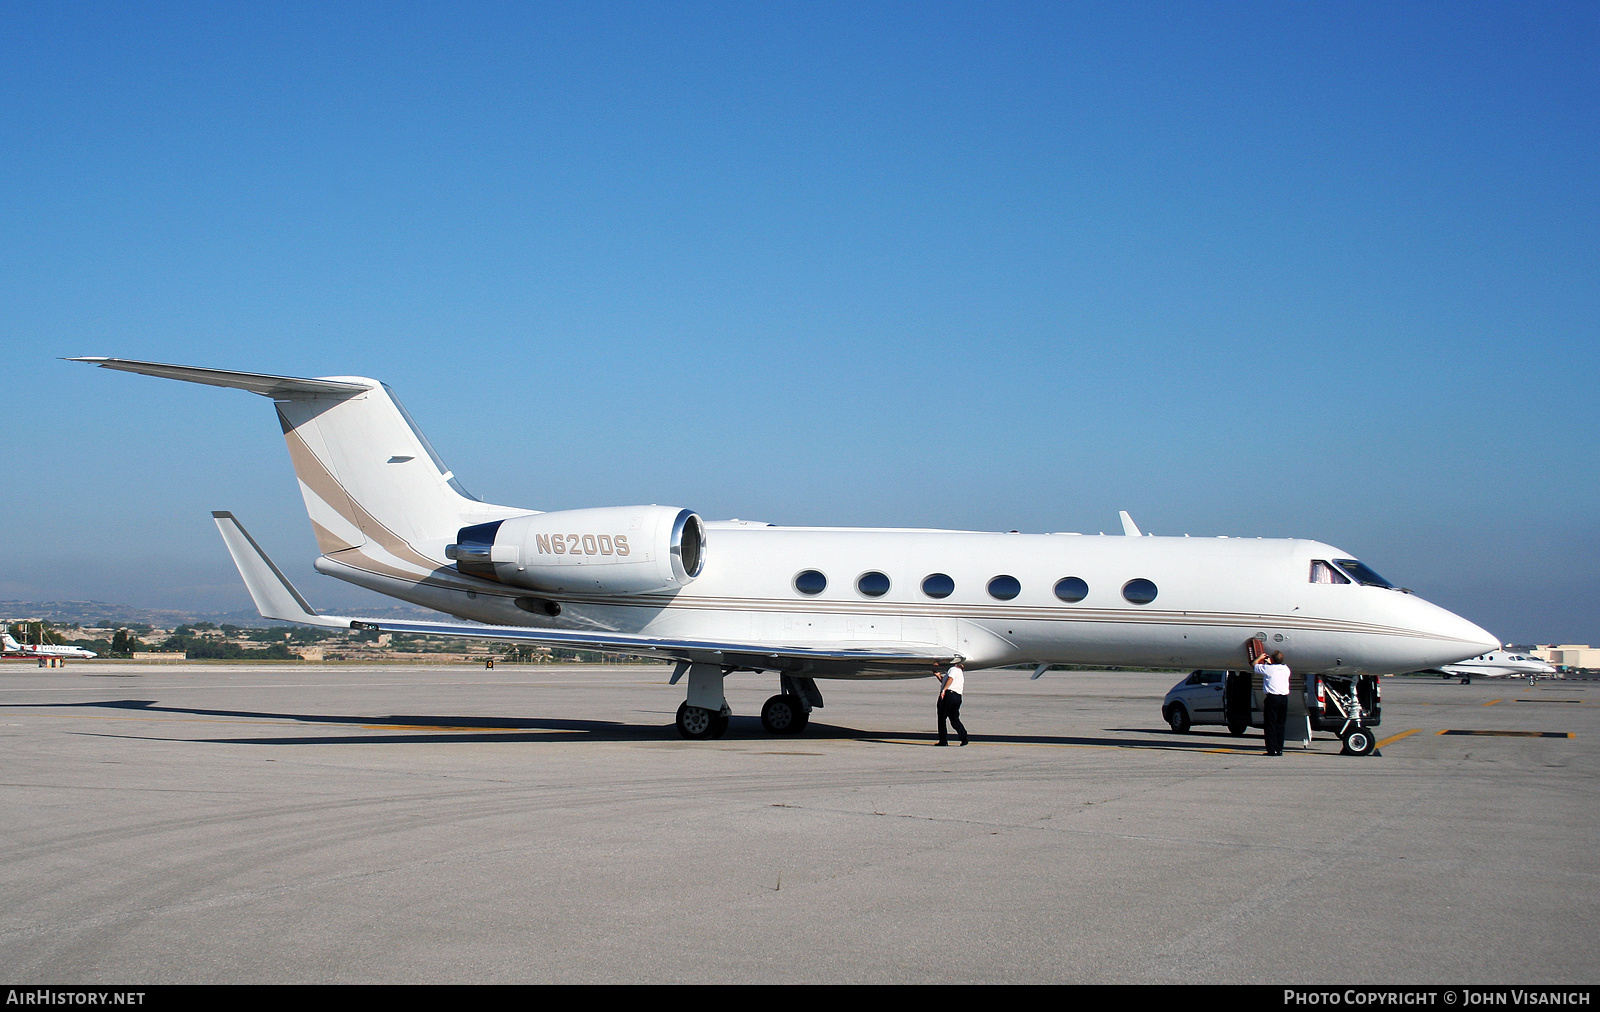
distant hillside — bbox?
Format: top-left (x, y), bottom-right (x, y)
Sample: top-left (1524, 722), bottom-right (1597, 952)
top-left (0, 600), bottom-right (442, 628)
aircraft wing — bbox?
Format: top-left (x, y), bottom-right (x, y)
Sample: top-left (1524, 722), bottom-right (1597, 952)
top-left (213, 512), bottom-right (954, 677)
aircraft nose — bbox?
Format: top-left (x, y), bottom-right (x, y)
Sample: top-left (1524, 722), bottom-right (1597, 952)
top-left (1417, 599), bottom-right (1501, 664)
top-left (1461, 619), bottom-right (1501, 655)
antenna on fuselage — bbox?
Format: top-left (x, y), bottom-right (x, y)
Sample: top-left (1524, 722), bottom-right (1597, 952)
top-left (1119, 511), bottom-right (1142, 537)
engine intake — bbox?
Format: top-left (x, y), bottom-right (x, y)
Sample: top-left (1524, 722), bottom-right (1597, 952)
top-left (447, 505), bottom-right (705, 596)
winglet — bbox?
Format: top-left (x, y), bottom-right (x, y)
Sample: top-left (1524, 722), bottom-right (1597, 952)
top-left (211, 512), bottom-right (352, 628)
top-left (1119, 511), bottom-right (1142, 537)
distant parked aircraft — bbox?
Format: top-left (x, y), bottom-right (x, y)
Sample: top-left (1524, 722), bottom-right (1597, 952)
top-left (2, 626), bottom-right (96, 660)
top-left (1433, 650), bottom-right (1556, 684)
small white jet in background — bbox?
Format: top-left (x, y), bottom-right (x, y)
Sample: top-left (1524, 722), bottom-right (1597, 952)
top-left (72, 356), bottom-right (1500, 741)
top-left (1436, 650), bottom-right (1557, 684)
top-left (2, 627), bottom-right (97, 660)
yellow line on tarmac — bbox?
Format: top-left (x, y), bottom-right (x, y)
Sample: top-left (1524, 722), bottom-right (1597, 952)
top-left (1376, 728), bottom-right (1420, 748)
top-left (1484, 699), bottom-right (1502, 706)
top-left (363, 724), bottom-right (581, 734)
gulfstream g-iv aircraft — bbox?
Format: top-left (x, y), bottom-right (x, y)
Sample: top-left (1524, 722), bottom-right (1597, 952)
top-left (72, 357), bottom-right (1499, 740)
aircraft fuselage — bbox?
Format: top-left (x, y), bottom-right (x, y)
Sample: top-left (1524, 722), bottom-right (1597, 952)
top-left (318, 522), bottom-right (1495, 677)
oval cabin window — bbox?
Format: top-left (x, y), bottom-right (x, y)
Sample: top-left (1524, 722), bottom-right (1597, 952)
top-left (857, 571), bottom-right (891, 597)
top-left (1054, 577), bottom-right (1088, 603)
top-left (1122, 579), bottom-right (1158, 605)
top-left (987, 575), bottom-right (1021, 601)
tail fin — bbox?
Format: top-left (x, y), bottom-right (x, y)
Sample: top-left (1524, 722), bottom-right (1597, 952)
top-left (2, 633), bottom-right (21, 651)
top-left (71, 358), bottom-right (523, 577)
top-left (271, 377), bottom-right (484, 557)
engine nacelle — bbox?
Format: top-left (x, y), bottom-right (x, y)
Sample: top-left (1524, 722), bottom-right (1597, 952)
top-left (447, 505), bottom-right (705, 596)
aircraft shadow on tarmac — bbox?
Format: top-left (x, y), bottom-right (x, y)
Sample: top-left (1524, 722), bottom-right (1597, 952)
top-left (24, 699), bottom-right (1275, 751)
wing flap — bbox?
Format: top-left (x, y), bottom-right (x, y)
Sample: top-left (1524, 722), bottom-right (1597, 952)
top-left (356, 617), bottom-right (953, 676)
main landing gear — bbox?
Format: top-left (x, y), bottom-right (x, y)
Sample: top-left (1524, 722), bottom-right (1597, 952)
top-left (672, 664), bottom-right (822, 740)
top-left (760, 693), bottom-right (809, 735)
top-left (676, 701), bottom-right (731, 740)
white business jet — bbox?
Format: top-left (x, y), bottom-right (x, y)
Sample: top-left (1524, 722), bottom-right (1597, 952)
top-left (71, 357), bottom-right (1499, 739)
top-left (1437, 650), bottom-right (1557, 684)
top-left (2, 627), bottom-right (97, 660)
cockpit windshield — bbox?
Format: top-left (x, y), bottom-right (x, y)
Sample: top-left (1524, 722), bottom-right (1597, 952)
top-left (1309, 560), bottom-right (1351, 584)
top-left (1334, 559), bottom-right (1394, 589)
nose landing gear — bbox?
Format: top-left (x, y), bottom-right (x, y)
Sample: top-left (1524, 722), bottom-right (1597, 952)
top-left (1340, 726), bottom-right (1378, 756)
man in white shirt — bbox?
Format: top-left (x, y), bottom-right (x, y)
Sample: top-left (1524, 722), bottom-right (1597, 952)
top-left (936, 664), bottom-right (969, 746)
top-left (1253, 649), bottom-right (1292, 756)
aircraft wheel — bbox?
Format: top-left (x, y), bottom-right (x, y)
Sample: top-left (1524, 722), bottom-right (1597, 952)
top-left (1460, 676), bottom-right (1471, 685)
top-left (709, 711), bottom-right (730, 739)
top-left (1166, 703), bottom-right (1191, 734)
top-left (760, 694), bottom-right (808, 735)
top-left (676, 702), bottom-right (717, 740)
top-left (1228, 722), bottom-right (1248, 736)
top-left (1341, 727), bottom-right (1377, 756)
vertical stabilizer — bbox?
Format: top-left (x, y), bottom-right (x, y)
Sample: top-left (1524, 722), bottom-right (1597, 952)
top-left (70, 358), bottom-right (530, 581)
top-left (273, 380), bottom-right (484, 560)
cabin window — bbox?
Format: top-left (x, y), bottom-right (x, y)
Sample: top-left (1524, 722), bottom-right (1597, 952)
top-left (857, 571), bottom-right (891, 597)
top-left (1334, 559), bottom-right (1394, 588)
top-left (1054, 577), bottom-right (1089, 602)
top-left (987, 575), bottom-right (1021, 601)
top-left (921, 573), bottom-right (955, 599)
top-left (1122, 579), bottom-right (1158, 605)
top-left (794, 570), bottom-right (827, 595)
top-left (1310, 560), bottom-right (1350, 584)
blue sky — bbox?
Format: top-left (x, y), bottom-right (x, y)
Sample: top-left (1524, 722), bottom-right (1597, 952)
top-left (2, 2), bottom-right (1595, 643)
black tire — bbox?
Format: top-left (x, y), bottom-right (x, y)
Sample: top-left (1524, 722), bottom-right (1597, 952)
top-left (760, 694), bottom-right (808, 735)
top-left (1228, 722), bottom-right (1248, 737)
top-left (1167, 703), bottom-right (1191, 734)
top-left (676, 701), bottom-right (717, 740)
top-left (709, 712), bottom-right (730, 739)
top-left (1342, 727), bottom-right (1377, 756)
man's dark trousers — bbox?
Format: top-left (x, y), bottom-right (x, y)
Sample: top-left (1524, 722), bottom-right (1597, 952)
top-left (1263, 692), bottom-right (1288, 753)
top-left (938, 691), bottom-right (968, 745)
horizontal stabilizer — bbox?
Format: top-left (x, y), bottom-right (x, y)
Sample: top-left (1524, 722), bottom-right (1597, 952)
top-left (68, 358), bottom-right (368, 399)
